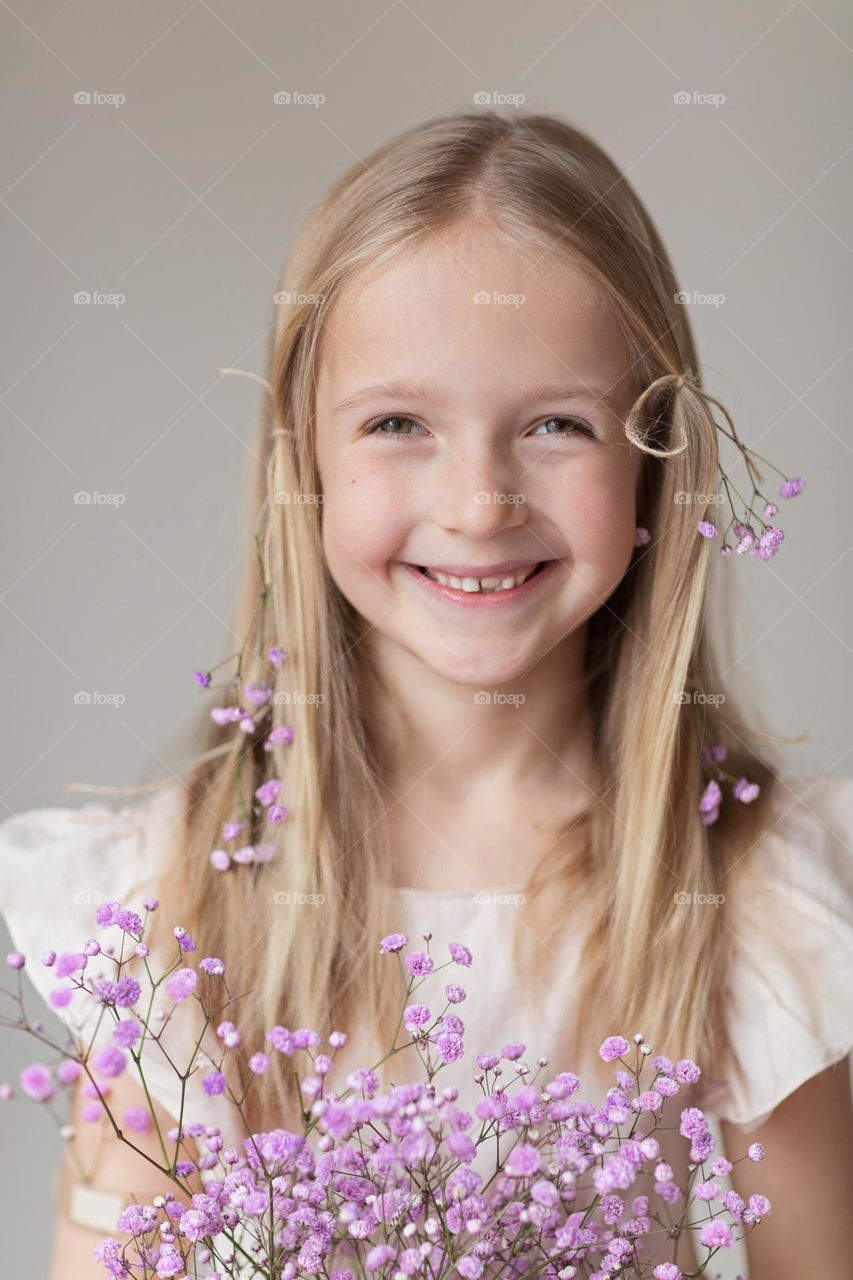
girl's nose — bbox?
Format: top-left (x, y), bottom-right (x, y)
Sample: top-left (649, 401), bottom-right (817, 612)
top-left (434, 457), bottom-right (529, 538)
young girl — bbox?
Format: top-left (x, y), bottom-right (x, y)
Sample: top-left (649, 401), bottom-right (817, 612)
top-left (2, 110), bottom-right (852, 1279)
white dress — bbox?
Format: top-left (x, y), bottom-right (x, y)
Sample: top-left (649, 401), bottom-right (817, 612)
top-left (1, 771), bottom-right (852, 1242)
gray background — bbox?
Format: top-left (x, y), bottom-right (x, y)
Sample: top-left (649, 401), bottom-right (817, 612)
top-left (2, 2), bottom-right (852, 1275)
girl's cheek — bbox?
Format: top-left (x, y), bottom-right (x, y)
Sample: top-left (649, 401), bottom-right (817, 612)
top-left (322, 465), bottom-right (414, 570)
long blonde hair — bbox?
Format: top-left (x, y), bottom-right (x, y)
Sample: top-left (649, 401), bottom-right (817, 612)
top-left (125, 111), bottom-right (799, 1131)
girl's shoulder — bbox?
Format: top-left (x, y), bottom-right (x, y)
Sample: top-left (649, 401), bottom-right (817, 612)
top-left (0, 783), bottom-right (185, 1033)
top-left (701, 769), bottom-right (853, 1129)
top-left (0, 783), bottom-right (185, 939)
top-left (0, 782), bottom-right (240, 1139)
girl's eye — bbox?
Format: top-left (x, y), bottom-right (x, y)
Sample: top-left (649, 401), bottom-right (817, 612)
top-left (530, 416), bottom-right (595, 439)
top-left (365, 415), bottom-right (426, 441)
top-left (364, 414), bottom-right (595, 441)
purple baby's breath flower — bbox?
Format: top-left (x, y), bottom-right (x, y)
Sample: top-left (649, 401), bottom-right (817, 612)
top-left (114, 976), bottom-right (141, 1008)
top-left (405, 950), bottom-right (433, 976)
top-left (365, 1245), bottom-right (396, 1271)
top-left (634, 526), bottom-right (651, 546)
top-left (448, 942), bottom-right (472, 967)
top-left (403, 1004), bottom-right (432, 1029)
top-left (193, 670), bottom-right (212, 688)
top-left (293, 1028), bottom-right (320, 1049)
top-left (266, 724), bottom-right (295, 746)
top-left (446, 1131), bottom-right (477, 1162)
top-left (199, 957), bottom-right (225, 976)
top-left (506, 1142), bottom-right (541, 1177)
top-left (679, 1106), bottom-right (708, 1140)
top-left (267, 646), bottom-right (287, 667)
top-left (255, 778), bottom-right (282, 806)
top-left (165, 968), bottom-right (198, 1003)
top-left (750, 526), bottom-right (785, 560)
top-left (249, 1052), bottom-right (270, 1074)
top-left (379, 933), bottom-right (408, 953)
top-left (210, 849), bottom-right (231, 871)
top-left (434, 1032), bottom-right (464, 1063)
top-left (699, 779), bottom-right (722, 814)
top-left (203, 1070), bottom-right (227, 1096)
top-left (267, 804), bottom-right (289, 824)
top-left (93, 1045), bottom-right (127, 1078)
top-left (501, 1041), bottom-right (526, 1061)
top-left (113, 1020), bottom-right (142, 1048)
top-left (95, 900), bottom-right (120, 927)
top-left (57, 1060), bottom-right (82, 1085)
top-left (55, 951), bottom-right (87, 978)
top-left (243, 681), bottom-right (273, 708)
top-left (653, 1266), bottom-right (682, 1280)
top-left (20, 1063), bottom-right (54, 1102)
top-left (223, 821), bottom-right (244, 840)
top-left (267, 1025), bottom-right (294, 1054)
top-left (116, 908), bottom-right (143, 936)
top-left (675, 1058), bottom-right (701, 1083)
top-left (6, 951), bottom-right (25, 970)
top-left (779, 476), bottom-right (804, 498)
top-left (173, 926), bottom-right (196, 952)
top-left (599, 1035), bottom-right (630, 1062)
top-left (123, 1106), bottom-right (151, 1133)
top-left (546, 1071), bottom-right (580, 1098)
top-left (748, 1193), bottom-right (772, 1217)
top-left (444, 983), bottom-right (466, 1003)
top-left (733, 777), bottom-right (760, 804)
top-left (699, 1221), bottom-right (733, 1249)
top-left (747, 1142), bottom-right (765, 1161)
top-left (697, 521), bottom-right (717, 539)
top-left (476, 1053), bottom-right (500, 1070)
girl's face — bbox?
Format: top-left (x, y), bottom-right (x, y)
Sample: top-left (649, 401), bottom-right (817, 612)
top-left (313, 223), bottom-right (644, 688)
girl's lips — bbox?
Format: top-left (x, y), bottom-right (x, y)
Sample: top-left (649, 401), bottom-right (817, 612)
top-left (399, 559), bottom-right (559, 608)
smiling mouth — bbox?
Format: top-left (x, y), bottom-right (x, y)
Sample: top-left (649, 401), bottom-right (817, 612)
top-left (409, 562), bottom-right (548, 593)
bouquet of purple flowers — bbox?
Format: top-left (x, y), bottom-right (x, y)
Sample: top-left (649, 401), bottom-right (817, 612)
top-left (2, 898), bottom-right (769, 1279)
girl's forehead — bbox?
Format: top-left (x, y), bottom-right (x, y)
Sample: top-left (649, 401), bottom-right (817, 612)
top-left (316, 234), bottom-right (632, 406)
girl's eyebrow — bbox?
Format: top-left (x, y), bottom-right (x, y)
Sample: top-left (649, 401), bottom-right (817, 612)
top-left (333, 379), bottom-right (624, 417)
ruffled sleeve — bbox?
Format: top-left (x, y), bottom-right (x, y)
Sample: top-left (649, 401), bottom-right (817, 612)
top-left (0, 786), bottom-right (245, 1148)
top-left (700, 771), bottom-right (853, 1131)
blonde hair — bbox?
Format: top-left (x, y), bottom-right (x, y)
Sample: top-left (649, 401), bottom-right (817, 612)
top-left (117, 111), bottom-right (801, 1131)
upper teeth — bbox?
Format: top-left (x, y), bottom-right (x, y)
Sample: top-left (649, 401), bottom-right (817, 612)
top-left (422, 564), bottom-right (539, 592)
